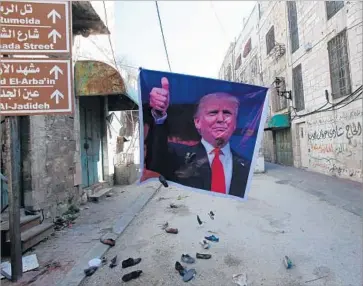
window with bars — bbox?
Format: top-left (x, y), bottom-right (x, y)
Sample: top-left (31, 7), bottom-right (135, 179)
top-left (328, 30), bottom-right (351, 99)
top-left (287, 1), bottom-right (299, 53)
top-left (293, 64), bottom-right (305, 111)
top-left (326, 1), bottom-right (344, 20)
top-left (266, 26), bottom-right (275, 55)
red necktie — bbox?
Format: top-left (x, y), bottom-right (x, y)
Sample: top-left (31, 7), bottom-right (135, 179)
top-left (211, 148), bottom-right (226, 194)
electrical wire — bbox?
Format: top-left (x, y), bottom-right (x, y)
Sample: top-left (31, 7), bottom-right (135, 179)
top-left (102, 1), bottom-right (118, 70)
top-left (155, 1), bottom-right (172, 72)
top-left (291, 85), bottom-right (363, 119)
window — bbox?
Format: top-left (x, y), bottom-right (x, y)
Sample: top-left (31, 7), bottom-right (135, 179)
top-left (326, 1), bottom-right (344, 20)
top-left (287, 1), bottom-right (299, 53)
top-left (328, 30), bottom-right (351, 99)
top-left (235, 54), bottom-right (242, 70)
top-left (293, 64), bottom-right (305, 111)
top-left (243, 38), bottom-right (252, 58)
top-left (266, 26), bottom-right (275, 55)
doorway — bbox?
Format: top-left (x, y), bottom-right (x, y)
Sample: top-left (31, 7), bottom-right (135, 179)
top-left (79, 97), bottom-right (104, 187)
top-left (297, 123), bottom-right (309, 168)
top-left (274, 129), bottom-right (293, 166)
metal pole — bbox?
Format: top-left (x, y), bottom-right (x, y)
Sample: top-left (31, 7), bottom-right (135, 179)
top-left (5, 116), bottom-right (22, 281)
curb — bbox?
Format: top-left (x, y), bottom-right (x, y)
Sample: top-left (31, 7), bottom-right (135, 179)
top-left (57, 186), bottom-right (159, 286)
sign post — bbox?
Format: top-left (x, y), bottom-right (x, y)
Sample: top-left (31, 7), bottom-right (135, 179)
top-left (0, 1), bottom-right (72, 281)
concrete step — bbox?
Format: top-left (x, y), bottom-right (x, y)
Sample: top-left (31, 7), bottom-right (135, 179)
top-left (89, 187), bottom-right (113, 202)
top-left (1, 214), bottom-right (42, 241)
top-left (6, 222), bottom-right (54, 253)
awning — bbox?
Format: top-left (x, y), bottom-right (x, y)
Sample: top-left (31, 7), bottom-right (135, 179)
top-left (264, 113), bottom-right (290, 131)
top-left (74, 60), bottom-right (138, 110)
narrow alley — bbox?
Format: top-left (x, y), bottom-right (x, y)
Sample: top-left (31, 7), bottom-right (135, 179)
top-left (1, 1), bottom-right (362, 286)
top-left (2, 164), bottom-right (360, 286)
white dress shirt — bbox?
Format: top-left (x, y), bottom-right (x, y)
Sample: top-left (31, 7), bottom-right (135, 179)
top-left (201, 138), bottom-right (233, 194)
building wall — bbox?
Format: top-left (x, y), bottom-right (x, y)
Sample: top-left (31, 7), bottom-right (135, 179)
top-left (219, 1), bottom-right (362, 181)
top-left (22, 2), bottom-right (117, 218)
top-left (289, 1), bottom-right (362, 180)
top-left (218, 4), bottom-right (266, 173)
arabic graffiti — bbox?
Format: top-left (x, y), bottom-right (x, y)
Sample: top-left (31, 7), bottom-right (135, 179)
top-left (0, 3), bottom-right (33, 16)
top-left (308, 122), bottom-right (362, 142)
top-left (309, 157), bottom-right (362, 179)
top-left (308, 126), bottom-right (344, 141)
top-left (307, 109), bottom-right (362, 126)
top-left (345, 122), bottom-right (362, 140)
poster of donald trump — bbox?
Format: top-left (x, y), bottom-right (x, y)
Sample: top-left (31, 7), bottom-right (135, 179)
top-left (138, 68), bottom-right (268, 200)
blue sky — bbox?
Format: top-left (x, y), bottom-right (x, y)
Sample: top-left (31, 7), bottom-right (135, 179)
top-left (114, 1), bottom-right (255, 79)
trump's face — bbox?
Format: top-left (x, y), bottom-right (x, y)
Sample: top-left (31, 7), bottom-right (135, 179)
top-left (194, 95), bottom-right (238, 147)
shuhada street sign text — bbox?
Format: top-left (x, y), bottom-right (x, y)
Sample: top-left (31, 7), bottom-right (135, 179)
top-left (0, 1), bottom-right (71, 54)
top-left (0, 59), bottom-right (73, 115)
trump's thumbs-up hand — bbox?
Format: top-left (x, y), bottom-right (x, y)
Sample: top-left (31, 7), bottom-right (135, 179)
top-left (149, 77), bottom-right (170, 115)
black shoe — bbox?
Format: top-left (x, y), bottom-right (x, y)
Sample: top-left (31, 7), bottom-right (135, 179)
top-left (122, 257), bottom-right (142, 268)
top-left (196, 253), bottom-right (212, 259)
top-left (122, 270), bottom-right (142, 282)
top-left (175, 261), bottom-right (185, 276)
top-left (84, 266), bottom-right (98, 277)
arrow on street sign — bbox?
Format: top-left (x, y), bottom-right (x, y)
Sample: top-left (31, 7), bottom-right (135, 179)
top-left (48, 29), bottom-right (61, 44)
top-left (47, 9), bottom-right (61, 24)
top-left (50, 89), bottom-right (64, 104)
top-left (50, 65), bottom-right (63, 80)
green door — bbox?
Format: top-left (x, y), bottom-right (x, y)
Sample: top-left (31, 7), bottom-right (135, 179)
top-left (80, 97), bottom-right (103, 187)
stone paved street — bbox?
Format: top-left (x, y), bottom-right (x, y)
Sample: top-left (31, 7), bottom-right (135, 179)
top-left (80, 164), bottom-right (362, 286)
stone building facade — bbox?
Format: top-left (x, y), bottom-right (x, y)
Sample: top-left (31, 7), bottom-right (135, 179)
top-left (1, 1), bottom-right (138, 218)
top-left (219, 1), bottom-right (362, 181)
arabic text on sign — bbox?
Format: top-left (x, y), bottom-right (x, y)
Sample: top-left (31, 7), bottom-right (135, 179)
top-left (0, 63), bottom-right (40, 76)
top-left (0, 88), bottom-right (40, 100)
top-left (0, 3), bottom-right (33, 16)
top-left (0, 28), bottom-right (40, 41)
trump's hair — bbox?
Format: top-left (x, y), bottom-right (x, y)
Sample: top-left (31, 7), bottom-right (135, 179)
top-left (194, 92), bottom-right (240, 118)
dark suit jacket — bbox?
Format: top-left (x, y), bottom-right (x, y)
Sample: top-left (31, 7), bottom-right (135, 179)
top-left (148, 120), bottom-right (251, 198)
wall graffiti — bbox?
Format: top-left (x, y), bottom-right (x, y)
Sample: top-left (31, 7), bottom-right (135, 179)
top-left (306, 108), bottom-right (362, 181)
top-left (308, 126), bottom-right (344, 141)
top-left (308, 122), bottom-right (361, 142)
top-left (345, 122), bottom-right (362, 140)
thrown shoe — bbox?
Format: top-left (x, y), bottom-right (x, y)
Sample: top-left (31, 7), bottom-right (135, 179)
top-left (196, 253), bottom-right (212, 259)
top-left (175, 261), bottom-right (185, 276)
top-left (183, 269), bottom-right (197, 282)
top-left (109, 255), bottom-right (117, 268)
top-left (181, 254), bottom-right (195, 264)
top-left (205, 235), bottom-right (219, 242)
top-left (122, 257), bottom-right (142, 268)
top-left (84, 266), bottom-right (98, 277)
top-left (199, 239), bottom-right (210, 249)
top-left (165, 227), bottom-right (178, 234)
top-left (122, 270), bottom-right (142, 282)
top-left (100, 238), bottom-right (115, 247)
